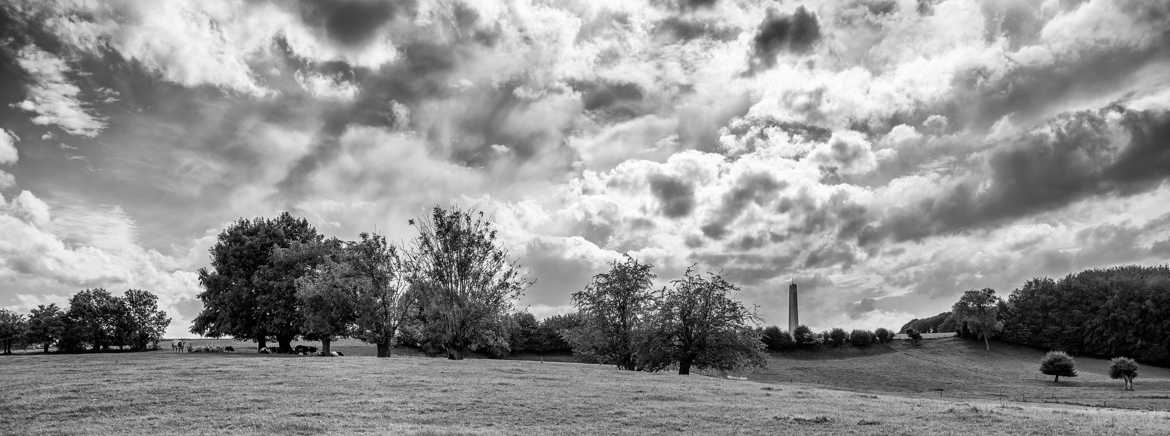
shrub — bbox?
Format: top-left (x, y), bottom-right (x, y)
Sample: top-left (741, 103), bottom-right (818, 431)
top-left (874, 328), bottom-right (893, 344)
top-left (906, 328), bottom-right (922, 346)
top-left (1040, 351), bottom-right (1078, 383)
top-left (761, 326), bottom-right (795, 351)
top-left (793, 325), bottom-right (816, 346)
top-left (1109, 357), bottom-right (1138, 391)
top-left (850, 330), bottom-right (873, 347)
top-left (828, 328), bottom-right (847, 347)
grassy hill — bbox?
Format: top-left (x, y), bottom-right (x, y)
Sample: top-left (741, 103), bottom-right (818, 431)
top-left (741, 337), bottom-right (1170, 410)
top-left (4, 337), bottom-right (1170, 434)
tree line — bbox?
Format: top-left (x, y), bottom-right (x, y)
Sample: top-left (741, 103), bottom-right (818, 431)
top-left (758, 325), bottom-right (895, 351)
top-left (0, 288), bottom-right (170, 354)
top-left (915, 265), bottom-right (1170, 366)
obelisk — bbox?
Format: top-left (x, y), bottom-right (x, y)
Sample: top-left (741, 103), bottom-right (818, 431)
top-left (788, 281), bottom-right (798, 335)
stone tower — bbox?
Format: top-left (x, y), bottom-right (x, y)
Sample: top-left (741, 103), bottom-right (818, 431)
top-left (788, 281), bottom-right (798, 335)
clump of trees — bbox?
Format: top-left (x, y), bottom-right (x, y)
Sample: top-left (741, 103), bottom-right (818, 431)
top-left (874, 328), bottom-right (893, 343)
top-left (1040, 351), bottom-right (1077, 383)
top-left (191, 207), bottom-right (529, 359)
top-left (566, 258), bottom-right (765, 375)
top-left (760, 326), bottom-right (795, 351)
top-left (849, 329), bottom-right (873, 347)
top-left (1109, 357), bottom-right (1138, 391)
top-left (827, 328), bottom-right (847, 346)
top-left (0, 289), bottom-right (169, 354)
top-left (906, 328), bottom-right (922, 346)
top-left (899, 312), bottom-right (956, 335)
top-left (936, 265), bottom-right (1170, 366)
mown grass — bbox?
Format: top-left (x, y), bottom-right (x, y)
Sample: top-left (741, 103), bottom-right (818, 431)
top-left (2, 344), bottom-right (1169, 435)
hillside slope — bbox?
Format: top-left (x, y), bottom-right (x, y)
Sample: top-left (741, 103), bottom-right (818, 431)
top-left (744, 337), bottom-right (1170, 410)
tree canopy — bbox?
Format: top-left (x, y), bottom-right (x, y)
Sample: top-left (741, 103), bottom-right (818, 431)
top-left (567, 255), bottom-right (657, 370)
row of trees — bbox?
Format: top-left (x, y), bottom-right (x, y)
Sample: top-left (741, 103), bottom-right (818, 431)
top-left (192, 208), bottom-right (528, 359)
top-left (759, 325), bottom-right (895, 351)
top-left (0, 289), bottom-right (170, 353)
top-left (937, 265), bottom-right (1170, 366)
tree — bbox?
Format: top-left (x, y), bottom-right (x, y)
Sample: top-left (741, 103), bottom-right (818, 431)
top-left (292, 239), bottom-right (358, 354)
top-left (537, 312), bottom-right (581, 353)
top-left (874, 328), bottom-right (893, 344)
top-left (761, 326), bottom-right (795, 351)
top-left (119, 290), bottom-right (171, 351)
top-left (643, 268), bottom-right (766, 375)
top-left (850, 329), bottom-right (873, 347)
top-left (952, 288), bottom-right (1001, 352)
top-left (828, 328), bottom-right (847, 346)
top-left (66, 289), bottom-right (122, 351)
top-left (192, 212), bottom-right (322, 353)
top-left (0, 309), bottom-right (27, 354)
top-left (403, 207), bottom-right (529, 360)
top-left (793, 325), bottom-right (816, 346)
top-left (567, 255), bottom-right (657, 370)
top-left (25, 304), bottom-right (65, 353)
top-left (1109, 357), bottom-right (1138, 391)
top-left (1040, 351), bottom-right (1077, 383)
top-left (508, 312), bottom-right (541, 353)
top-left (346, 233), bottom-right (411, 357)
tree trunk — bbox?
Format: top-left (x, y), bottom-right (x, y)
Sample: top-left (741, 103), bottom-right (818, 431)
top-left (257, 335), bottom-right (267, 352)
top-left (1054, 375), bottom-right (1059, 383)
top-left (321, 337), bottom-right (331, 354)
top-left (277, 335), bottom-right (293, 354)
top-left (376, 340), bottom-right (391, 358)
top-left (678, 359), bottom-right (692, 375)
top-left (983, 335), bottom-right (990, 353)
top-left (43, 343), bottom-right (50, 353)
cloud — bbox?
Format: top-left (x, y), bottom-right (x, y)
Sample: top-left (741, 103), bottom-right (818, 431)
top-left (0, 129), bottom-right (18, 165)
top-left (12, 45), bottom-right (106, 137)
top-left (748, 6), bottom-right (821, 71)
top-left (648, 174), bottom-right (696, 218)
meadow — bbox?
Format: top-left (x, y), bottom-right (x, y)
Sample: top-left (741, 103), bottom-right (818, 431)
top-left (2, 337), bottom-right (1169, 434)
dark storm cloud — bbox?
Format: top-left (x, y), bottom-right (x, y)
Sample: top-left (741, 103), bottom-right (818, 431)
top-left (701, 173), bottom-right (786, 239)
top-left (748, 6), bottom-right (821, 71)
top-left (648, 174), bottom-right (695, 218)
top-left (297, 0), bottom-right (416, 47)
top-left (572, 80), bottom-right (646, 122)
top-left (880, 108), bottom-right (1170, 242)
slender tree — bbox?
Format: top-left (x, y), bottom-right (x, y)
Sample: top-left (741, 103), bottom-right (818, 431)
top-left (347, 233), bottom-right (411, 357)
top-left (1109, 357), bottom-right (1138, 391)
top-left (953, 288), bottom-right (1001, 352)
top-left (403, 207), bottom-right (529, 360)
top-left (567, 255), bottom-right (657, 370)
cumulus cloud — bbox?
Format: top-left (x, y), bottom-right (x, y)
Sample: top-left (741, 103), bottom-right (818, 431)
top-left (12, 45), bottom-right (106, 137)
top-left (748, 6), bottom-right (821, 71)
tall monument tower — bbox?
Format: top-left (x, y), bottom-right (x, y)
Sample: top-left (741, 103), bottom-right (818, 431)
top-left (788, 281), bottom-right (798, 335)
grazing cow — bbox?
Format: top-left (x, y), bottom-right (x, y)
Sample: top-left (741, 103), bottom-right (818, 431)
top-left (186, 343), bottom-right (193, 353)
top-left (224, 346), bottom-right (234, 352)
top-left (172, 341), bottom-right (183, 353)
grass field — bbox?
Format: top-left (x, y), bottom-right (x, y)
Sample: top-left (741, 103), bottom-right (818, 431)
top-left (3, 337), bottom-right (1170, 434)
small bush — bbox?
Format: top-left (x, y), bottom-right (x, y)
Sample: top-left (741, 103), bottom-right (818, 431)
top-left (906, 328), bottom-right (922, 346)
top-left (1109, 357), bottom-right (1138, 390)
top-left (850, 330), bottom-right (873, 347)
top-left (793, 325), bottom-right (816, 346)
top-left (761, 326), bottom-right (796, 351)
top-left (828, 328), bottom-right (847, 347)
top-left (1040, 351), bottom-right (1078, 383)
top-left (874, 328), bottom-right (893, 344)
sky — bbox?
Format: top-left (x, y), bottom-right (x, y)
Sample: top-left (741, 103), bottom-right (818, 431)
top-left (0, 0), bottom-right (1168, 339)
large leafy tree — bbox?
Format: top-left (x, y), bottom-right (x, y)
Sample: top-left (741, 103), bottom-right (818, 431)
top-left (567, 255), bottom-right (657, 370)
top-left (121, 289), bottom-right (171, 351)
top-left (66, 288), bottom-right (122, 351)
top-left (403, 207), bottom-right (529, 360)
top-left (289, 238), bottom-right (357, 354)
top-left (347, 233), bottom-right (411, 357)
top-left (642, 268), bottom-right (765, 375)
top-left (952, 288), bottom-right (1001, 352)
top-left (192, 212), bottom-right (322, 353)
top-left (0, 308), bottom-right (27, 354)
top-left (25, 304), bottom-right (65, 353)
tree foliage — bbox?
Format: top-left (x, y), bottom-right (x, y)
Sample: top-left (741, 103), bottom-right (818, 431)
top-left (346, 233), bottom-right (411, 357)
top-left (191, 212), bottom-right (322, 352)
top-left (120, 289), bottom-right (171, 351)
top-left (906, 328), bottom-right (922, 346)
top-left (793, 324), bottom-right (816, 346)
top-left (952, 288), bottom-right (1001, 352)
top-left (899, 312), bottom-right (957, 334)
top-left (827, 328), bottom-right (847, 346)
top-left (850, 329), bottom-right (873, 347)
top-left (1109, 357), bottom-right (1138, 391)
top-left (25, 304), bottom-right (64, 353)
top-left (640, 268), bottom-right (765, 375)
top-left (1040, 351), bottom-right (1078, 383)
top-left (761, 326), bottom-right (795, 351)
top-left (403, 207), bottom-right (528, 360)
top-left (874, 328), bottom-right (893, 344)
top-left (567, 255), bottom-right (657, 370)
top-left (290, 239), bottom-right (357, 354)
top-left (0, 309), bottom-right (27, 354)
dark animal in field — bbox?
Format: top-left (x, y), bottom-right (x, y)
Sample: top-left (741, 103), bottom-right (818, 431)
top-left (224, 346), bottom-right (234, 352)
top-left (259, 347), bottom-right (270, 354)
top-left (335, 351), bottom-right (343, 356)
top-left (172, 341), bottom-right (184, 352)
top-left (186, 343), bottom-right (193, 353)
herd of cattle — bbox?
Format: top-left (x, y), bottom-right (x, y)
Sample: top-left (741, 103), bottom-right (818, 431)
top-left (169, 341), bottom-right (343, 357)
